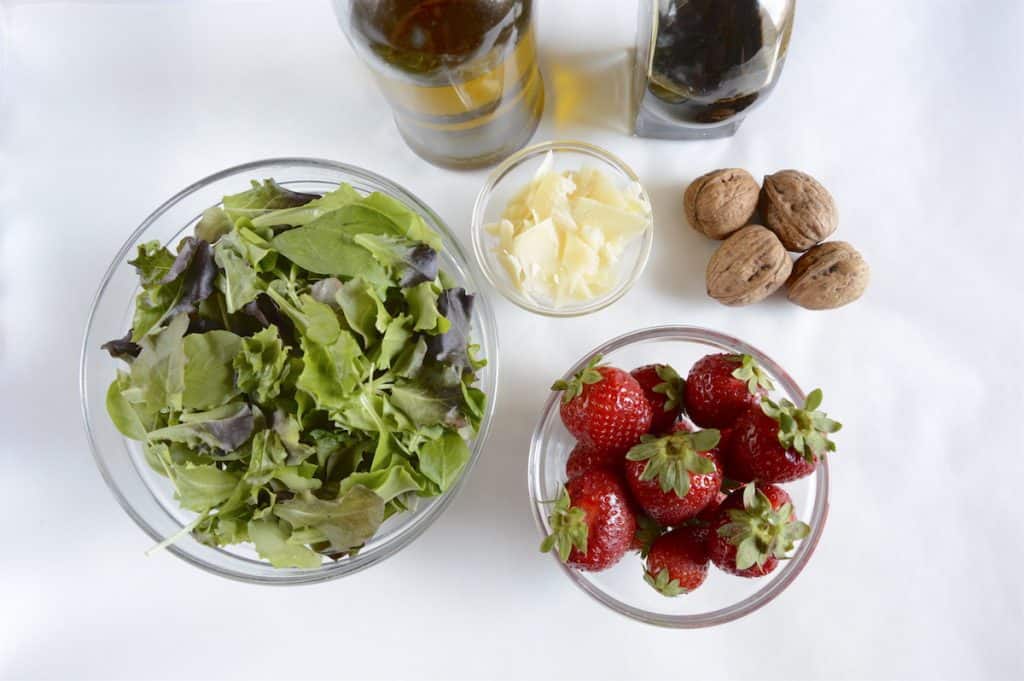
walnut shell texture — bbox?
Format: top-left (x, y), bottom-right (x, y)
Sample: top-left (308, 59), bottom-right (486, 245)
top-left (787, 241), bottom-right (869, 310)
top-left (684, 168), bottom-right (760, 240)
top-left (706, 225), bottom-right (793, 306)
top-left (759, 170), bottom-right (838, 251)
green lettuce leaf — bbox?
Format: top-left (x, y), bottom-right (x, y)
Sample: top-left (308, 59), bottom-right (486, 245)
top-left (222, 179), bottom-right (319, 223)
top-left (182, 330), bottom-right (242, 409)
top-left (250, 183), bottom-right (361, 228)
top-left (248, 518), bottom-right (322, 568)
top-left (418, 430), bottom-right (471, 492)
top-left (234, 326), bottom-right (291, 404)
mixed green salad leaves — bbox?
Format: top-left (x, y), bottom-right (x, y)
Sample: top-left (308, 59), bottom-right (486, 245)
top-left (103, 180), bottom-right (486, 568)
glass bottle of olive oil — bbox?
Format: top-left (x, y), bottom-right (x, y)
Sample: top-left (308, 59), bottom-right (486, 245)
top-left (335, 0), bottom-right (544, 168)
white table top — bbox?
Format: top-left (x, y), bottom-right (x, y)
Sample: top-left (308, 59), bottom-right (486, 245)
top-left (2, 1), bottom-right (1022, 679)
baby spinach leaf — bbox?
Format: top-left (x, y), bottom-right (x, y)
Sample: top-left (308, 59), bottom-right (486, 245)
top-left (175, 464), bottom-right (241, 512)
top-left (250, 183), bottom-right (361, 229)
top-left (222, 179), bottom-right (319, 223)
top-left (248, 518), bottom-right (322, 568)
top-left (357, 192), bottom-right (443, 250)
top-left (418, 431), bottom-right (471, 492)
top-left (129, 313), bottom-right (189, 424)
top-left (271, 221), bottom-right (388, 284)
top-left (106, 370), bottom-right (148, 440)
top-left (182, 330), bottom-right (242, 410)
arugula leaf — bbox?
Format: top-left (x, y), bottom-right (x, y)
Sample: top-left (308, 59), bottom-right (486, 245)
top-left (213, 236), bottom-right (264, 313)
top-left (182, 330), bottom-right (242, 410)
top-left (222, 179), bottom-right (319, 223)
top-left (418, 431), bottom-right (471, 492)
top-left (353, 234), bottom-right (438, 287)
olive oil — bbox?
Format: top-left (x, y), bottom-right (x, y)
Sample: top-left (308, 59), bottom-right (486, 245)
top-left (344, 0), bottom-right (543, 168)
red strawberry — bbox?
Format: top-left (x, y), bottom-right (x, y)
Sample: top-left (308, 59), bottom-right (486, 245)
top-left (552, 356), bottom-right (652, 454)
top-left (694, 490), bottom-right (728, 524)
top-left (623, 429), bottom-right (723, 526)
top-left (565, 442), bottom-right (623, 480)
top-left (709, 483), bottom-right (810, 578)
top-left (630, 364), bottom-right (686, 434)
top-left (540, 468), bottom-right (636, 571)
top-left (684, 353), bottom-right (773, 428)
top-left (644, 525), bottom-right (711, 596)
top-left (728, 389), bottom-right (841, 483)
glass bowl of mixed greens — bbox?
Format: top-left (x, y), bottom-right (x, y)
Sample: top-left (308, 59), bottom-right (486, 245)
top-left (80, 158), bottom-right (498, 584)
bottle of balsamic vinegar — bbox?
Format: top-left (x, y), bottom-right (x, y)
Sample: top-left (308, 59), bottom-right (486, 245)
top-left (633, 0), bottom-right (795, 139)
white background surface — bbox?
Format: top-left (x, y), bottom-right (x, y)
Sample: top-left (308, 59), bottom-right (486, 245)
top-left (2, 1), bottom-right (1023, 679)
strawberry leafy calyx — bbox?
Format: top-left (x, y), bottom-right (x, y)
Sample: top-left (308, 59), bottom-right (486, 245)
top-left (551, 355), bottom-right (605, 404)
top-left (717, 483), bottom-right (811, 571)
top-left (539, 487), bottom-right (588, 563)
top-left (644, 567), bottom-right (687, 597)
top-left (633, 514), bottom-right (663, 559)
top-left (729, 354), bottom-right (775, 395)
top-left (760, 388), bottom-right (842, 461)
top-left (626, 429), bottom-right (720, 499)
top-left (651, 364), bottom-right (685, 412)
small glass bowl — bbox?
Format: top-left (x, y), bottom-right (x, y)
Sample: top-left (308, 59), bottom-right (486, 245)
top-left (80, 158), bottom-right (499, 584)
top-left (528, 326), bottom-right (829, 627)
top-left (471, 140), bottom-right (653, 317)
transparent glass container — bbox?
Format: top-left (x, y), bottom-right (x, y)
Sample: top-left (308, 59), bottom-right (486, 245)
top-left (634, 0), bottom-right (796, 139)
top-left (333, 0), bottom-right (544, 169)
top-left (471, 140), bottom-right (653, 317)
top-left (80, 158), bottom-right (499, 584)
top-left (528, 326), bottom-right (829, 627)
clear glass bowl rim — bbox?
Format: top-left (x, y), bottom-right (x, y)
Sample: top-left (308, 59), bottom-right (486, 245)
top-left (527, 325), bottom-right (830, 627)
top-left (470, 140), bottom-right (654, 317)
top-left (79, 157), bottom-right (500, 584)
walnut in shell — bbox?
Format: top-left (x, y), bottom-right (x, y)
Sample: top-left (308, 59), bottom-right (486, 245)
top-left (787, 241), bottom-right (869, 310)
top-left (706, 225), bottom-right (792, 306)
top-left (759, 170), bottom-right (838, 251)
top-left (684, 168), bottom-right (760, 240)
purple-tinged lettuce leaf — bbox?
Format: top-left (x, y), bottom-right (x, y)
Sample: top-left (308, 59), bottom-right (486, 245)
top-left (425, 288), bottom-right (474, 372)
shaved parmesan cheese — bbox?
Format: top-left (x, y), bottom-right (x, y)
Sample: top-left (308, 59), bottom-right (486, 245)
top-left (486, 153), bottom-right (650, 307)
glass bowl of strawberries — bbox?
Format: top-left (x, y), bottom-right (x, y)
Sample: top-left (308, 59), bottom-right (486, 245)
top-left (528, 326), bottom-right (839, 627)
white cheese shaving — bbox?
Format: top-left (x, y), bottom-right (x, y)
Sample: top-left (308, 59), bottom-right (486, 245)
top-left (487, 152), bottom-right (650, 306)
